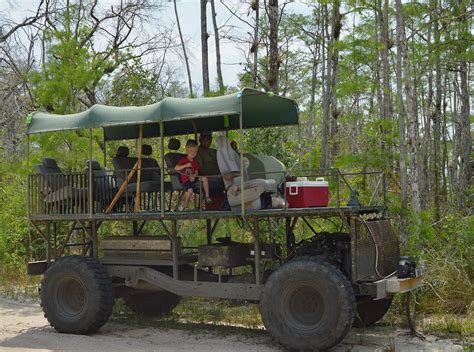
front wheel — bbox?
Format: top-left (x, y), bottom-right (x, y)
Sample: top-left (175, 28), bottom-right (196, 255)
top-left (40, 255), bottom-right (114, 334)
top-left (260, 259), bottom-right (355, 351)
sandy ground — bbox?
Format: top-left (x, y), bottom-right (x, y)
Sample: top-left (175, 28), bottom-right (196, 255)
top-left (0, 298), bottom-right (467, 352)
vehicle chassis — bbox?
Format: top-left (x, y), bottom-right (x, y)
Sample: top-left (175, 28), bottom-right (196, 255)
top-left (28, 202), bottom-right (409, 301)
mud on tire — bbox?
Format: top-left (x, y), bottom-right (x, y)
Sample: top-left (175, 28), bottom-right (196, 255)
top-left (40, 255), bottom-right (114, 334)
top-left (260, 259), bottom-right (355, 351)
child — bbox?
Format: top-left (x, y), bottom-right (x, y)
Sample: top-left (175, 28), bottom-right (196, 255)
top-left (175, 139), bottom-right (211, 210)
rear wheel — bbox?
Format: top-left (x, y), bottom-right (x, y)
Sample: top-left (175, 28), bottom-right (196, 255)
top-left (123, 290), bottom-right (181, 316)
top-left (260, 259), bottom-right (355, 351)
top-left (40, 255), bottom-right (113, 334)
top-left (354, 297), bottom-right (393, 327)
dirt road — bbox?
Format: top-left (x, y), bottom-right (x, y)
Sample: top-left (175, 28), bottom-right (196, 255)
top-left (0, 298), bottom-right (465, 352)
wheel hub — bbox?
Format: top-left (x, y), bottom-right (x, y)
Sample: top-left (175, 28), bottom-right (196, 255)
top-left (284, 285), bottom-right (325, 329)
top-left (56, 277), bottom-right (86, 317)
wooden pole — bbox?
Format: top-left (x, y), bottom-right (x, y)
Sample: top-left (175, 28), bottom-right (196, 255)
top-left (135, 125), bottom-right (143, 212)
top-left (105, 161), bottom-right (140, 213)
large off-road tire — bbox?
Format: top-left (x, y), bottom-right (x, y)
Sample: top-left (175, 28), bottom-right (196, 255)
top-left (354, 297), bottom-right (393, 327)
top-left (40, 255), bottom-right (113, 334)
top-left (260, 259), bottom-right (355, 351)
top-left (123, 290), bottom-right (181, 316)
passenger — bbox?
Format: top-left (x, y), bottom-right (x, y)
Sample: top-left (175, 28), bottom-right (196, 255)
top-left (175, 139), bottom-right (211, 211)
top-left (196, 131), bottom-right (225, 191)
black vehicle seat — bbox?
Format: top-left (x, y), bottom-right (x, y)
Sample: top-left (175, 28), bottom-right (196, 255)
top-left (141, 144), bottom-right (160, 182)
top-left (85, 160), bottom-right (117, 212)
top-left (34, 157), bottom-right (85, 204)
top-left (34, 157), bottom-right (68, 192)
top-left (85, 159), bottom-right (115, 191)
top-left (112, 146), bottom-right (138, 186)
top-left (164, 138), bottom-right (186, 192)
top-left (134, 144), bottom-right (170, 193)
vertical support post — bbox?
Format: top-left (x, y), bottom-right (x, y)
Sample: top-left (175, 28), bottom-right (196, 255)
top-left (89, 128), bottom-right (94, 217)
top-left (103, 139), bottom-right (107, 168)
top-left (382, 171), bottom-right (387, 206)
top-left (91, 220), bottom-right (98, 258)
top-left (285, 217), bottom-right (293, 252)
top-left (135, 124), bottom-right (143, 212)
top-left (239, 94), bottom-right (245, 217)
top-left (350, 217), bottom-right (358, 281)
top-left (26, 135), bottom-right (30, 218)
top-left (253, 218), bottom-right (261, 284)
top-left (46, 222), bottom-right (51, 263)
top-left (171, 220), bottom-right (178, 279)
top-left (160, 121), bottom-right (165, 217)
top-left (336, 169), bottom-right (340, 208)
top-left (133, 221), bottom-right (138, 236)
top-left (206, 219), bottom-right (212, 244)
top-left (53, 222), bottom-right (57, 259)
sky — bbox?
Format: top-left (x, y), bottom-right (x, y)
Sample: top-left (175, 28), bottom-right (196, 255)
top-left (0, 0), bottom-right (311, 93)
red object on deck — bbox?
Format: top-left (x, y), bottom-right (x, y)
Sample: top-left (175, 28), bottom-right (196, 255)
top-left (206, 193), bottom-right (226, 210)
top-left (285, 179), bottom-right (329, 208)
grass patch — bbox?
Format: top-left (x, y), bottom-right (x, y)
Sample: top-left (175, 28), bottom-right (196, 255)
top-left (111, 296), bottom-right (265, 337)
top-left (0, 265), bottom-right (40, 301)
top-left (418, 313), bottom-right (474, 339)
top-left (380, 294), bottom-right (473, 342)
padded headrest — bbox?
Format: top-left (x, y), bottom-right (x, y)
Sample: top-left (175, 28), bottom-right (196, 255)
top-left (85, 160), bottom-right (101, 170)
top-left (168, 138), bottom-right (181, 151)
top-left (116, 146), bottom-right (129, 157)
top-left (34, 164), bottom-right (46, 174)
top-left (43, 157), bottom-right (59, 169)
top-left (141, 144), bottom-right (152, 156)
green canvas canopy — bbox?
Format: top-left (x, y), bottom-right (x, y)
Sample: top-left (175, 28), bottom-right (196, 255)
top-left (26, 88), bottom-right (299, 140)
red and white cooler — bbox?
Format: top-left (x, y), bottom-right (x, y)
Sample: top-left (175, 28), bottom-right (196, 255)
top-left (286, 178), bottom-right (329, 208)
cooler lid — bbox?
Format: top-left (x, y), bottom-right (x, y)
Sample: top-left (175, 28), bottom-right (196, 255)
top-left (286, 179), bottom-right (328, 187)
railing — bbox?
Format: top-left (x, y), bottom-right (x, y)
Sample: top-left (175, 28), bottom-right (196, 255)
top-left (29, 172), bottom-right (89, 215)
top-left (28, 167), bottom-right (386, 217)
top-left (28, 168), bottom-right (169, 216)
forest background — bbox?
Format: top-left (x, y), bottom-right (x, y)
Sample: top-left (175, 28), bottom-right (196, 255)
top-left (0, 0), bottom-right (472, 339)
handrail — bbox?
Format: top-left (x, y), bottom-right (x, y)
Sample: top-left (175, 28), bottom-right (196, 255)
top-left (27, 167), bottom-right (386, 217)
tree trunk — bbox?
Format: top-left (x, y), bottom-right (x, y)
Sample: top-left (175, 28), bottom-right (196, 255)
top-left (395, 0), bottom-right (409, 244)
top-left (200, 0), bottom-right (210, 95)
top-left (432, 0), bottom-right (442, 221)
top-left (173, 0), bottom-right (193, 97)
top-left (210, 0), bottom-right (224, 93)
top-left (375, 1), bottom-right (384, 155)
top-left (381, 0), bottom-right (393, 138)
top-left (329, 0), bottom-right (341, 161)
top-left (320, 3), bottom-right (331, 170)
top-left (420, 19), bottom-right (432, 211)
top-left (396, 0), bottom-right (420, 212)
top-left (252, 0), bottom-right (259, 89)
top-left (441, 74), bottom-right (449, 203)
top-left (308, 24), bottom-right (319, 167)
top-left (267, 0), bottom-right (279, 94)
top-left (456, 4), bottom-right (472, 210)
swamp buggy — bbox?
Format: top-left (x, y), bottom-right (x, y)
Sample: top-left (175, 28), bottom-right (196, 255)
top-left (25, 88), bottom-right (423, 351)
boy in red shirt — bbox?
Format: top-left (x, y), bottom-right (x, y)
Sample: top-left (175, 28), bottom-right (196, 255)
top-left (175, 139), bottom-right (211, 210)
